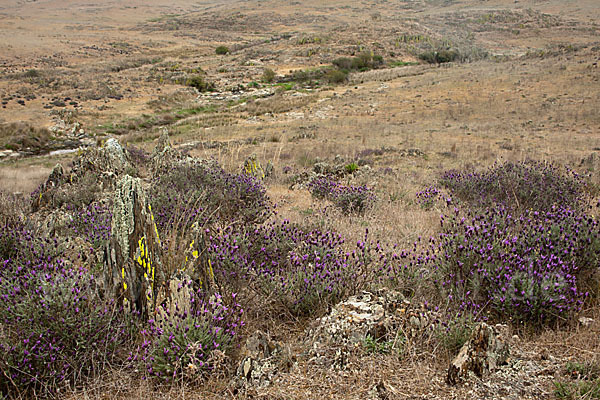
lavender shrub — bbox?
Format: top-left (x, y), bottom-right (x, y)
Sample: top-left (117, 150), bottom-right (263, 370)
top-left (151, 161), bottom-right (272, 233)
top-left (0, 221), bottom-right (135, 396)
top-left (412, 206), bottom-right (600, 324)
top-left (131, 281), bottom-right (244, 382)
top-left (207, 221), bottom-right (374, 316)
top-left (439, 160), bottom-right (588, 212)
top-left (66, 201), bottom-right (113, 249)
top-left (308, 176), bottom-right (376, 214)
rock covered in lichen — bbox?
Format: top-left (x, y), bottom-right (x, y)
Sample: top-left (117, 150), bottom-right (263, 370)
top-left (111, 175), bottom-right (140, 258)
top-left (63, 137), bottom-right (134, 192)
top-left (304, 289), bottom-right (442, 370)
top-left (151, 130), bottom-right (183, 173)
top-left (305, 290), bottom-right (403, 369)
top-left (243, 154), bottom-right (265, 179)
top-left (103, 174), bottom-right (163, 319)
top-left (447, 323), bottom-right (510, 385)
top-left (234, 330), bottom-right (294, 389)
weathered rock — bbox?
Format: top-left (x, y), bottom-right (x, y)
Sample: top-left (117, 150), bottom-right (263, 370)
top-left (68, 138), bottom-right (133, 189)
top-left (31, 163), bottom-right (66, 211)
top-left (38, 208), bottom-right (72, 237)
top-left (151, 129), bottom-right (183, 173)
top-left (243, 154), bottom-right (265, 179)
top-left (447, 323), bottom-right (510, 385)
top-left (102, 138), bottom-right (128, 171)
top-left (264, 160), bottom-right (274, 178)
top-left (103, 175), bottom-right (163, 319)
top-left (235, 331), bottom-right (294, 388)
top-left (305, 290), bottom-right (408, 370)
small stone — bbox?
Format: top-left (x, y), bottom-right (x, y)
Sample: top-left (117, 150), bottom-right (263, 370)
top-left (447, 323), bottom-right (510, 385)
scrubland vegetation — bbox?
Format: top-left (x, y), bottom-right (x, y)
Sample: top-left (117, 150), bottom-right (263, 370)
top-left (1, 0), bottom-right (600, 398)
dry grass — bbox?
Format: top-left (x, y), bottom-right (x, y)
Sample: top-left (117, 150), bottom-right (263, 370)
top-left (0, 163), bottom-right (54, 194)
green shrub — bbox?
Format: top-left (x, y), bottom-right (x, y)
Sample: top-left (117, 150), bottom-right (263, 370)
top-left (262, 68), bottom-right (276, 83)
top-left (363, 334), bottom-right (393, 354)
top-left (325, 69), bottom-right (348, 83)
top-left (186, 75), bottom-right (215, 92)
top-left (0, 223), bottom-right (136, 396)
top-left (418, 49), bottom-right (459, 64)
top-left (215, 45), bottom-right (230, 55)
top-left (436, 314), bottom-right (474, 355)
top-left (23, 69), bottom-right (40, 78)
top-left (332, 52), bottom-right (384, 71)
top-left (554, 380), bottom-right (600, 399)
top-left (344, 162), bottom-right (359, 174)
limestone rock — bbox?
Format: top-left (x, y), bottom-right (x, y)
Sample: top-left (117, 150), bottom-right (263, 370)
top-left (103, 175), bottom-right (163, 319)
top-left (447, 323), bottom-right (510, 385)
top-left (243, 154), bottom-right (265, 179)
top-left (235, 331), bottom-right (294, 388)
top-left (151, 130), bottom-right (183, 173)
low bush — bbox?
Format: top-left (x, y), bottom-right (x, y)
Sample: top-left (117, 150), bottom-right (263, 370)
top-left (0, 122), bottom-right (52, 154)
top-left (132, 283), bottom-right (244, 382)
top-left (332, 52), bottom-right (384, 72)
top-left (418, 49), bottom-right (459, 64)
top-left (207, 221), bottom-right (372, 317)
top-left (262, 68), bottom-right (276, 83)
top-left (308, 176), bottom-right (376, 214)
top-left (187, 75), bottom-right (215, 92)
top-left (416, 205), bottom-right (599, 325)
top-left (0, 221), bottom-right (135, 396)
top-left (325, 68), bottom-right (348, 83)
top-left (439, 160), bottom-right (587, 212)
top-left (151, 160), bottom-right (272, 234)
top-left (215, 46), bottom-right (230, 55)
top-left (66, 201), bottom-right (113, 250)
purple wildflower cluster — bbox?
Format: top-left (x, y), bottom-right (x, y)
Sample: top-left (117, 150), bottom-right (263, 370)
top-left (416, 185), bottom-right (452, 209)
top-left (130, 281), bottom-right (244, 381)
top-left (439, 160), bottom-right (587, 211)
top-left (151, 161), bottom-right (272, 232)
top-left (126, 145), bottom-right (151, 168)
top-left (207, 221), bottom-right (372, 316)
top-left (308, 176), bottom-right (376, 214)
top-left (66, 201), bottom-right (113, 249)
top-left (421, 206), bottom-right (600, 323)
top-left (0, 220), bottom-right (134, 396)
top-left (409, 161), bottom-right (600, 325)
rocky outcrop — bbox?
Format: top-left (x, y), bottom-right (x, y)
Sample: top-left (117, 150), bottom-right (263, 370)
top-left (67, 137), bottom-right (133, 190)
top-left (151, 130), bottom-right (183, 173)
top-left (235, 331), bottom-right (294, 389)
top-left (447, 323), bottom-right (510, 385)
top-left (103, 175), bottom-right (163, 319)
top-left (31, 163), bottom-right (66, 211)
top-left (243, 154), bottom-right (266, 179)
